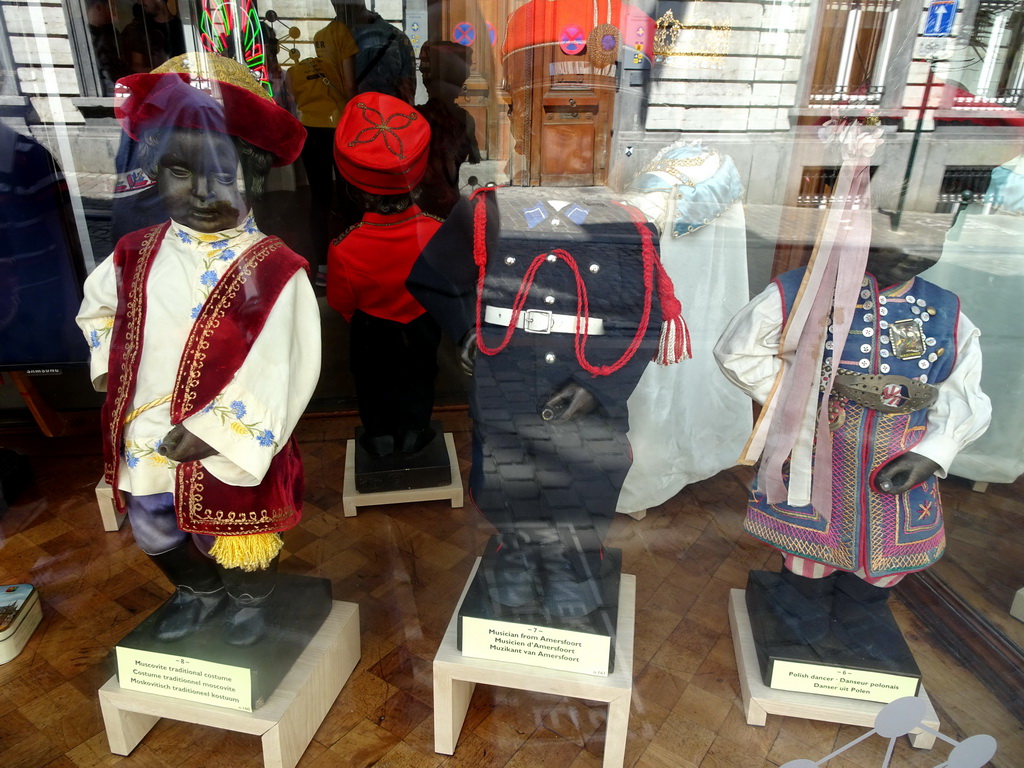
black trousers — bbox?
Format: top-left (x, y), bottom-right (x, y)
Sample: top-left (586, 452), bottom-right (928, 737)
top-left (299, 126), bottom-right (341, 272)
top-left (348, 310), bottom-right (441, 439)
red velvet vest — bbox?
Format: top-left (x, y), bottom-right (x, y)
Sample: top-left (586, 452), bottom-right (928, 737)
top-left (102, 223), bottom-right (309, 536)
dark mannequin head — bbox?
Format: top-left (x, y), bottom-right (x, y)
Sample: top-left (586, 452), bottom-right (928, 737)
top-left (865, 245), bottom-right (940, 289)
top-left (138, 128), bottom-right (273, 232)
top-left (330, 0), bottom-right (370, 24)
top-left (87, 0), bottom-right (113, 26)
top-left (419, 42), bottom-right (471, 99)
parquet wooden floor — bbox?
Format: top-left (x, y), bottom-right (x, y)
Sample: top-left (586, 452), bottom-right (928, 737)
top-left (0, 412), bottom-right (1020, 768)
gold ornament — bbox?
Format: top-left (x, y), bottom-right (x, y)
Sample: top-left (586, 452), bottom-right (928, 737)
top-left (654, 4), bottom-right (731, 67)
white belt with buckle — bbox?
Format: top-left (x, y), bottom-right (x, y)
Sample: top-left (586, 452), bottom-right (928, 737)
top-left (484, 305), bottom-right (605, 335)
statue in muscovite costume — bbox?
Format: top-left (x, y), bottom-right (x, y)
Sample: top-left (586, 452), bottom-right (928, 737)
top-left (76, 53), bottom-right (319, 646)
top-left (407, 185), bottom-right (689, 619)
top-left (714, 119), bottom-right (991, 656)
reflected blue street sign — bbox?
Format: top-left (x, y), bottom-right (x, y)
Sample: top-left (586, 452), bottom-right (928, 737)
top-left (923, 0), bottom-right (958, 37)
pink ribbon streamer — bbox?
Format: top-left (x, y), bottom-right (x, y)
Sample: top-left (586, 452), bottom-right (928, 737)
top-left (750, 154), bottom-right (873, 519)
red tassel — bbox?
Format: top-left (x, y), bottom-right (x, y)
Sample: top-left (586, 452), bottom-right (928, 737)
top-left (657, 314), bottom-right (691, 365)
top-left (653, 256), bottom-right (689, 364)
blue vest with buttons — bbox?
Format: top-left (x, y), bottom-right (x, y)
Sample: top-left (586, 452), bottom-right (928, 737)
top-left (774, 268), bottom-right (960, 386)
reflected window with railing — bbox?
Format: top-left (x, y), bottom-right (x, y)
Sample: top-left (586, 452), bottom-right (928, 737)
top-left (808, 0), bottom-right (900, 106)
top-left (951, 0), bottom-right (1024, 105)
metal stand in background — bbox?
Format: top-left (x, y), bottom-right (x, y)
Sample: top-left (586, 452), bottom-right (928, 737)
top-left (892, 60), bottom-right (937, 231)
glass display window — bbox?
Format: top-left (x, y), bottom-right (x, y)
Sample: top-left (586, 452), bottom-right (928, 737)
top-left (0, 1), bottom-right (1021, 766)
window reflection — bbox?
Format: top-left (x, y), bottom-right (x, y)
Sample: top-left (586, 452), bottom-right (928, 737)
top-left (1, 0), bottom-right (1023, 762)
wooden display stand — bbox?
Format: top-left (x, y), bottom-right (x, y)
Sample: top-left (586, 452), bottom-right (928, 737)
top-left (728, 589), bottom-right (938, 749)
top-left (1011, 587), bottom-right (1024, 623)
top-left (342, 433), bottom-right (463, 517)
top-left (95, 477), bottom-right (125, 531)
top-left (99, 600), bottom-right (360, 768)
top-left (433, 559), bottom-right (636, 768)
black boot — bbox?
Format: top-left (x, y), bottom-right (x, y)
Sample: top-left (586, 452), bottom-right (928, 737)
top-left (217, 559), bottom-right (278, 647)
top-left (831, 572), bottom-right (904, 659)
top-left (481, 532), bottom-right (541, 611)
top-left (359, 432), bottom-right (395, 458)
top-left (397, 426), bottom-right (436, 455)
top-left (539, 527), bottom-right (604, 619)
top-left (148, 542), bottom-right (226, 642)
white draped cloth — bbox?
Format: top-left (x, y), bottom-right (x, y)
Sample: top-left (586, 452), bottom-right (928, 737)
top-left (616, 144), bottom-right (751, 514)
top-left (921, 154), bottom-right (1024, 483)
top-left (76, 215), bottom-right (321, 496)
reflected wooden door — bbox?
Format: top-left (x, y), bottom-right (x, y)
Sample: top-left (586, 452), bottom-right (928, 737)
top-left (531, 43), bottom-right (613, 186)
top-left (499, 0), bottom-right (619, 186)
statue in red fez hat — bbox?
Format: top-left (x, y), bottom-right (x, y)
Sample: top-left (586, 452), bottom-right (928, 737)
top-left (327, 92), bottom-right (444, 458)
top-left (77, 53), bottom-right (319, 647)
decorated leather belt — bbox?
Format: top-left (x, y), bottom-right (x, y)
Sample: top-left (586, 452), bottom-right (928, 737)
top-left (832, 371), bottom-right (938, 414)
top-left (483, 305), bottom-right (606, 335)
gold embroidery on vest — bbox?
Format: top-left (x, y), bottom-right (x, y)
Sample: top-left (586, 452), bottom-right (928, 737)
top-left (180, 463), bottom-right (295, 533)
top-left (174, 238), bottom-right (284, 418)
top-left (109, 225), bottom-right (164, 480)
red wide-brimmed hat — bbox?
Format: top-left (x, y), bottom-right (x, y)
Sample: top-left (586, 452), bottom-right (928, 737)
top-left (114, 52), bottom-right (306, 168)
top-left (333, 93), bottom-right (430, 194)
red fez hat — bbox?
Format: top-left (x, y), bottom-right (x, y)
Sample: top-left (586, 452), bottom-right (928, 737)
top-left (114, 53), bottom-right (306, 168)
top-left (334, 93), bottom-right (430, 194)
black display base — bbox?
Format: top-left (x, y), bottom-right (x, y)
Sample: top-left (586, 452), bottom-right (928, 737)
top-left (456, 537), bottom-right (621, 674)
top-left (353, 420), bottom-right (451, 493)
top-left (745, 570), bottom-right (921, 700)
top-left (116, 574), bottom-right (332, 710)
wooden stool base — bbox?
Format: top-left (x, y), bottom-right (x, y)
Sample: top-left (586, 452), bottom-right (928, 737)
top-left (342, 433), bottom-right (463, 517)
top-left (99, 601), bottom-right (360, 768)
top-left (433, 558), bottom-right (636, 768)
top-left (729, 589), bottom-right (938, 749)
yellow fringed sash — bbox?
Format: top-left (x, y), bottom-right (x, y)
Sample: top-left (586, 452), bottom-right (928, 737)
top-left (209, 532), bottom-right (283, 571)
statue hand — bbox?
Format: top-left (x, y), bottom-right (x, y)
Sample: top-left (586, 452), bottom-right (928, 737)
top-left (875, 452), bottom-right (940, 495)
top-left (541, 382), bottom-right (597, 422)
top-left (158, 424), bottom-right (217, 463)
top-left (459, 330), bottom-right (477, 377)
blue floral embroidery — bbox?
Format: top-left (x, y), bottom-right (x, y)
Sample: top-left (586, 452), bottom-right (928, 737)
top-left (200, 270), bottom-right (218, 287)
top-left (203, 396), bottom-right (279, 449)
top-left (218, 248), bottom-right (236, 261)
top-left (177, 230), bottom-right (193, 244)
top-left (88, 320), bottom-right (113, 348)
top-left (209, 239), bottom-right (229, 250)
top-left (123, 439), bottom-right (171, 467)
top-left (242, 217), bottom-right (258, 234)
top-left (191, 304), bottom-right (203, 319)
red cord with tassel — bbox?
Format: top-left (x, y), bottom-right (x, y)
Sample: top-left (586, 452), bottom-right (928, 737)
top-left (469, 189), bottom-right (691, 374)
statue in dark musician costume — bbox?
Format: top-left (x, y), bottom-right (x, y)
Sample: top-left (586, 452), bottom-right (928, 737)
top-left (408, 186), bottom-right (688, 622)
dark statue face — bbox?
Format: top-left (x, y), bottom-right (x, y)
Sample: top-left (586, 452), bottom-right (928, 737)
top-left (865, 246), bottom-right (940, 289)
top-left (156, 130), bottom-right (248, 233)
